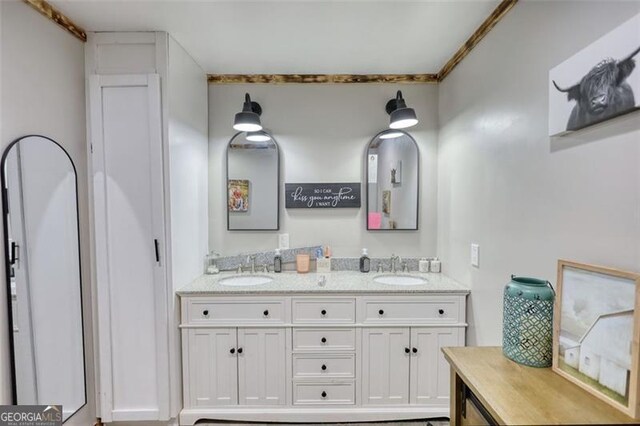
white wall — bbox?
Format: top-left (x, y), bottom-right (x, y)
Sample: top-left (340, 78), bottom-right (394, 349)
top-left (166, 35), bottom-right (209, 416)
top-left (0, 1), bottom-right (95, 424)
top-left (209, 84), bottom-right (439, 259)
top-left (437, 1), bottom-right (640, 346)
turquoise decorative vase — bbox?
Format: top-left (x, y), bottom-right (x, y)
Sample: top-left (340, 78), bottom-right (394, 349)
top-left (503, 275), bottom-right (555, 368)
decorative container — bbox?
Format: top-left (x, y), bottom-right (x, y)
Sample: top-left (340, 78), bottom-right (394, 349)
top-left (503, 275), bottom-right (555, 367)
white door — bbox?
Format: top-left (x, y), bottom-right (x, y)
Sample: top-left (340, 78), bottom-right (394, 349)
top-left (89, 74), bottom-right (169, 421)
top-left (362, 328), bottom-right (410, 405)
top-left (187, 328), bottom-right (238, 407)
top-left (238, 328), bottom-right (286, 405)
top-left (409, 327), bottom-right (460, 405)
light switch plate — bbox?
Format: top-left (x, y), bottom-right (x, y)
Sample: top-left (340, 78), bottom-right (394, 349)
top-left (279, 233), bottom-right (290, 250)
top-left (471, 243), bottom-right (480, 267)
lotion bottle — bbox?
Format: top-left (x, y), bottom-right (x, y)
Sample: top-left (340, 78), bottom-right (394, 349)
top-left (430, 257), bottom-right (442, 273)
top-left (359, 248), bottom-right (371, 273)
top-left (274, 248), bottom-right (282, 273)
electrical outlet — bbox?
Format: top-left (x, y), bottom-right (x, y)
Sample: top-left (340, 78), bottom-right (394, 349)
top-left (279, 233), bottom-right (290, 250)
top-left (471, 243), bottom-right (480, 267)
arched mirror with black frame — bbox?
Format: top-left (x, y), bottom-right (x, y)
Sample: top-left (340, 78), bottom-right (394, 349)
top-left (226, 131), bottom-right (280, 231)
top-left (1, 135), bottom-right (87, 422)
top-left (366, 129), bottom-right (419, 231)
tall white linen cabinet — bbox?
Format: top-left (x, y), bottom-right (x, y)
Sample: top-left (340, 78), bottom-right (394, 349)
top-left (85, 32), bottom-right (209, 422)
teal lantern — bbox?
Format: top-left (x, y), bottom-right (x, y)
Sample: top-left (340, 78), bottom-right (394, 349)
top-left (503, 275), bottom-right (555, 367)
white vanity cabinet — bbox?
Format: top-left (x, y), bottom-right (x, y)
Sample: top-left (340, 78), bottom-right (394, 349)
top-left (184, 327), bottom-right (287, 407)
top-left (361, 327), bottom-right (463, 406)
top-left (179, 291), bottom-right (467, 425)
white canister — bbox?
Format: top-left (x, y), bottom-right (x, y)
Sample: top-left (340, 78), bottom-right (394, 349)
top-left (430, 258), bottom-right (441, 273)
top-left (419, 258), bottom-right (430, 273)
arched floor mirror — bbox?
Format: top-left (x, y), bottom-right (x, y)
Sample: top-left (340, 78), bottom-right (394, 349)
top-left (2, 135), bottom-right (87, 422)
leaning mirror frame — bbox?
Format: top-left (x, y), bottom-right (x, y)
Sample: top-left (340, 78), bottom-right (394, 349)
top-left (365, 129), bottom-right (420, 231)
top-left (1, 135), bottom-right (87, 422)
top-left (226, 131), bottom-right (280, 231)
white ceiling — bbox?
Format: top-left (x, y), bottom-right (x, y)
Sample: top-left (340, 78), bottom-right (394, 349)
top-left (50, 0), bottom-right (500, 74)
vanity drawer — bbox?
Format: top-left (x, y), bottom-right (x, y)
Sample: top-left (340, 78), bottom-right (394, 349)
top-left (362, 297), bottom-right (461, 324)
top-left (293, 381), bottom-right (355, 405)
top-left (293, 328), bottom-right (356, 351)
top-left (292, 353), bottom-right (356, 378)
top-left (292, 298), bottom-right (356, 324)
top-left (186, 298), bottom-right (285, 324)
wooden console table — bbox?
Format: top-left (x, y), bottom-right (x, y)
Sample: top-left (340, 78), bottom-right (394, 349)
top-left (443, 346), bottom-right (639, 425)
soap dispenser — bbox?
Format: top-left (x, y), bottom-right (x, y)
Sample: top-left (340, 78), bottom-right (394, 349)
top-left (359, 248), bottom-right (370, 273)
top-left (205, 251), bottom-right (220, 275)
top-left (274, 248), bottom-right (282, 273)
top-left (430, 257), bottom-right (442, 273)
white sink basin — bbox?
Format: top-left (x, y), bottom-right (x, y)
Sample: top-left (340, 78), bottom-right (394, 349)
top-left (219, 275), bottom-right (273, 287)
top-left (373, 275), bottom-right (427, 286)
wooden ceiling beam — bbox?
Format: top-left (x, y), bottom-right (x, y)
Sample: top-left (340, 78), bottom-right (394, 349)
top-left (207, 74), bottom-right (439, 84)
top-left (23, 0), bottom-right (87, 42)
top-left (437, 0), bottom-right (518, 82)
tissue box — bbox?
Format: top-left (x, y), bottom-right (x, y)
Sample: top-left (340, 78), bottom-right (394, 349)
top-left (316, 258), bottom-right (331, 273)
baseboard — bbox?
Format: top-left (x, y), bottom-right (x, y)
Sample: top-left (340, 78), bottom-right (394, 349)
top-left (179, 406), bottom-right (449, 425)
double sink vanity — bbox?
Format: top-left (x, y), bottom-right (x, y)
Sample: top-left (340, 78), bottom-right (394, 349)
top-left (178, 270), bottom-right (469, 424)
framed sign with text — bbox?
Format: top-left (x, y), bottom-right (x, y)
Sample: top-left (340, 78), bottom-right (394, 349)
top-left (285, 183), bottom-right (361, 209)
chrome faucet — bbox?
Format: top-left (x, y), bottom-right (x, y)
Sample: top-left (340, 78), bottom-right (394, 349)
top-left (247, 255), bottom-right (256, 274)
top-left (390, 254), bottom-right (401, 274)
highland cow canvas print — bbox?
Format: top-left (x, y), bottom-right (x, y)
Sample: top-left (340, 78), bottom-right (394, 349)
top-left (549, 13), bottom-right (640, 136)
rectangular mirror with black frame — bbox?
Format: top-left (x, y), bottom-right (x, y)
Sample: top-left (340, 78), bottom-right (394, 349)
top-left (1, 135), bottom-right (87, 422)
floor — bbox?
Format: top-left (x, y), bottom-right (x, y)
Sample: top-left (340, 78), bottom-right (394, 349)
top-left (198, 421), bottom-right (449, 426)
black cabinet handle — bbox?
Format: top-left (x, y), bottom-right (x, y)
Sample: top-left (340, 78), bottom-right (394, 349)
top-left (237, 347), bottom-right (243, 354)
top-left (263, 309), bottom-right (269, 316)
top-left (321, 337), bottom-right (327, 343)
top-left (321, 309), bottom-right (327, 316)
top-left (405, 347), bottom-right (410, 354)
top-left (9, 241), bottom-right (18, 265)
top-left (154, 239), bottom-right (160, 263)
top-left (321, 391), bottom-right (327, 398)
top-left (412, 347), bottom-right (418, 354)
top-left (230, 348), bottom-right (235, 354)
top-left (321, 364), bottom-right (327, 371)
top-left (378, 309), bottom-right (384, 315)
top-left (438, 309), bottom-right (445, 315)
top-left (203, 310), bottom-right (209, 316)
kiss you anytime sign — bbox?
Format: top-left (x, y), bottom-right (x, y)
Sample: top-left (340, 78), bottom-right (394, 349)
top-left (285, 183), bottom-right (361, 208)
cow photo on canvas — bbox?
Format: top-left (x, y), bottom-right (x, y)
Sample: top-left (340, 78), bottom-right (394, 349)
top-left (549, 14), bottom-right (640, 136)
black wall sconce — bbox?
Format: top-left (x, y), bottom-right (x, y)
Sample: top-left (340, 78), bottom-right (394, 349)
top-left (385, 90), bottom-right (418, 130)
top-left (233, 93), bottom-right (263, 132)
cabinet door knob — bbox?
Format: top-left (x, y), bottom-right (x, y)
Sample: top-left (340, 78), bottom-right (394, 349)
top-left (412, 347), bottom-right (418, 354)
top-left (237, 347), bottom-right (243, 354)
top-left (438, 309), bottom-right (444, 315)
top-left (405, 347), bottom-right (410, 354)
top-left (321, 391), bottom-right (327, 398)
top-left (321, 364), bottom-right (327, 371)
top-left (321, 309), bottom-right (327, 316)
top-left (263, 309), bottom-right (269, 316)
top-left (230, 348), bottom-right (236, 354)
top-left (321, 337), bottom-right (327, 343)
top-left (203, 310), bottom-right (209, 316)
top-left (378, 309), bottom-right (384, 315)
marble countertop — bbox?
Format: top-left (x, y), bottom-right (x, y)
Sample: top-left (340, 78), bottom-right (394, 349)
top-left (177, 271), bottom-right (469, 295)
